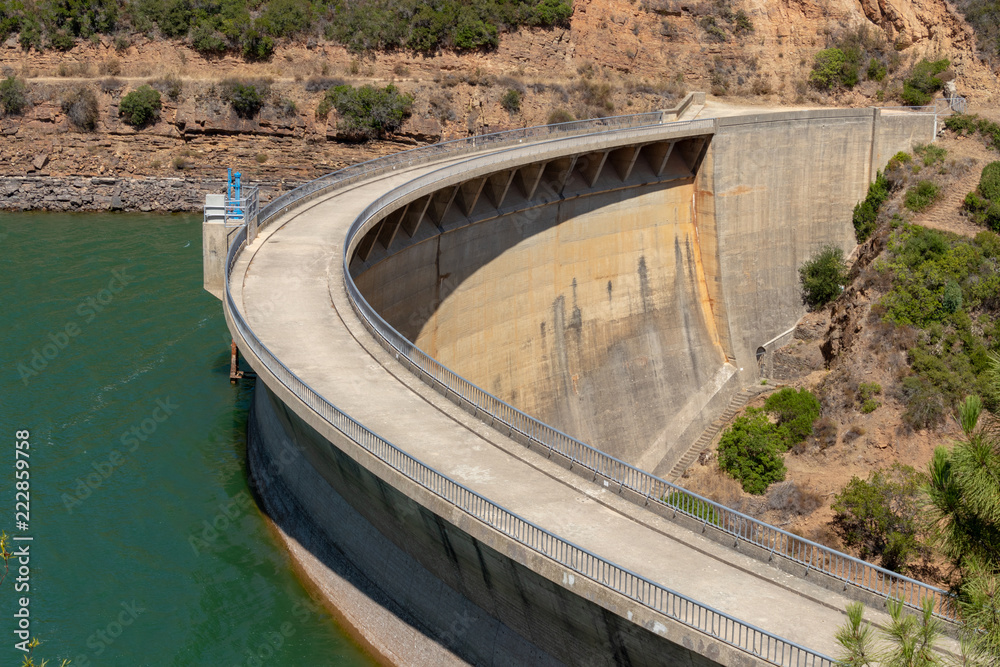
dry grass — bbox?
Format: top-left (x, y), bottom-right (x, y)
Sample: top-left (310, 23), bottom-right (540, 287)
top-left (766, 481), bottom-right (824, 519)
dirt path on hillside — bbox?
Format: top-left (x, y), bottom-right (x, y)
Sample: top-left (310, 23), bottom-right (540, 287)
top-left (910, 132), bottom-right (997, 238)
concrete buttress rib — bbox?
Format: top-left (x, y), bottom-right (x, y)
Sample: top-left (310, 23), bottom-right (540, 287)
top-left (231, 152), bottom-right (952, 659)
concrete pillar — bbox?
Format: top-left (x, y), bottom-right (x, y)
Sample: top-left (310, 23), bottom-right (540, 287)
top-left (203, 192), bottom-right (228, 299)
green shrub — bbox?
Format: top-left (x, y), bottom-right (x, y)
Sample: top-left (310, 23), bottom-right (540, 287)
top-left (717, 408), bottom-right (787, 495)
top-left (0, 76), bottom-right (28, 115)
top-left (323, 0), bottom-right (568, 54)
top-left (866, 57), bottom-right (887, 82)
top-left (62, 86), bottom-right (98, 131)
top-left (903, 180), bottom-right (940, 212)
top-left (256, 0), bottom-right (311, 37)
top-left (885, 151), bottom-right (911, 174)
top-left (240, 26), bottom-right (274, 62)
top-left (40, 0), bottom-right (118, 37)
top-left (0, 0), bottom-right (22, 42)
top-left (547, 108), bottom-right (574, 124)
top-left (965, 163), bottom-right (1000, 231)
top-left (979, 161), bottom-right (1000, 201)
top-left (18, 17), bottom-right (41, 51)
top-left (852, 170), bottom-right (890, 242)
top-left (49, 29), bottom-right (74, 51)
top-left (901, 58), bottom-right (949, 106)
top-left (943, 114), bottom-right (1000, 151)
top-left (221, 81), bottom-right (265, 118)
top-left (877, 224), bottom-right (1000, 414)
top-left (732, 9), bottom-right (753, 36)
top-left (945, 112), bottom-right (978, 135)
top-left (799, 245), bottom-right (848, 308)
top-left (964, 191), bottom-right (988, 214)
top-left (832, 464), bottom-right (924, 572)
top-left (858, 382), bottom-right (882, 413)
top-left (852, 200), bottom-right (878, 243)
top-left (119, 84), bottom-right (161, 126)
top-left (699, 16), bottom-right (727, 42)
top-left (191, 20), bottom-right (227, 55)
top-left (942, 279), bottom-right (963, 314)
top-left (976, 229), bottom-right (1000, 258)
top-left (321, 83), bottom-right (413, 140)
top-left (906, 315), bottom-right (997, 414)
top-left (983, 202), bottom-right (1000, 232)
top-left (500, 88), bottom-right (521, 113)
top-left (764, 387), bottom-right (821, 448)
top-left (810, 47), bottom-right (860, 89)
top-left (158, 0), bottom-right (193, 38)
top-left (453, 15), bottom-right (499, 50)
top-left (914, 142), bottom-right (947, 167)
top-left (879, 225), bottom-right (957, 327)
top-left (529, 0), bottom-right (573, 26)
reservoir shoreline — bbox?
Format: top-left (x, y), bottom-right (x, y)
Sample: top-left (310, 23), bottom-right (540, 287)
top-left (0, 175), bottom-right (300, 212)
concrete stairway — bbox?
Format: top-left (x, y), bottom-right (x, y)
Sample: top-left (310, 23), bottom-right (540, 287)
top-left (667, 388), bottom-right (753, 482)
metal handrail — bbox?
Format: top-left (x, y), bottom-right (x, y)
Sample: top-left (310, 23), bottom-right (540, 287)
top-left (222, 111), bottom-right (840, 664)
top-left (253, 110), bottom-right (670, 237)
top-left (333, 121), bottom-right (957, 622)
top-left (224, 217), bottom-right (834, 666)
top-left (878, 97), bottom-right (966, 115)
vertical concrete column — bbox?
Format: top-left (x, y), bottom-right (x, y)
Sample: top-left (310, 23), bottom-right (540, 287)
top-left (868, 107), bottom-right (880, 185)
top-left (203, 193), bottom-right (229, 299)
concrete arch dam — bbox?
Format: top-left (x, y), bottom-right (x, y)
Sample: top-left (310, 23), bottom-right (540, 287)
top-left (211, 103), bottom-right (950, 666)
top-left (350, 107), bottom-right (932, 473)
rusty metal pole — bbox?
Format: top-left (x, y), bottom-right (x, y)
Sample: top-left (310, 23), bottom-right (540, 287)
top-left (229, 340), bottom-right (244, 383)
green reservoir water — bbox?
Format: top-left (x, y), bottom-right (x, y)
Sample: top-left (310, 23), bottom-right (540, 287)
top-left (0, 212), bottom-right (375, 667)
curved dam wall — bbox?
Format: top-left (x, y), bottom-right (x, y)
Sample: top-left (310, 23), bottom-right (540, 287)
top-left (700, 108), bottom-right (935, 378)
top-left (248, 377), bottom-right (751, 667)
top-left (356, 175), bottom-right (732, 473)
top-left (354, 108), bottom-right (935, 474)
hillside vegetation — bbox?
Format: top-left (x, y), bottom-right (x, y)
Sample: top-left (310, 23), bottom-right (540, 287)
top-left (0, 0), bottom-right (572, 60)
top-left (693, 125), bottom-right (1000, 657)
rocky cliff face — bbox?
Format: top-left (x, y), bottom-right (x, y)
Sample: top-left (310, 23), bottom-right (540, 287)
top-left (0, 0), bottom-right (994, 210)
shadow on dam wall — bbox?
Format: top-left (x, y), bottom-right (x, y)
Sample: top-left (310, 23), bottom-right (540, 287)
top-left (353, 108), bottom-right (938, 475)
top-left (354, 175), bottom-right (735, 474)
top-left (247, 382), bottom-right (727, 667)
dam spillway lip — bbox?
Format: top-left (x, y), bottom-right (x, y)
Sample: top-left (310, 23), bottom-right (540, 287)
top-left (222, 106), bottom-right (954, 665)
